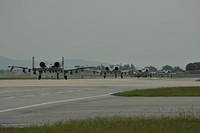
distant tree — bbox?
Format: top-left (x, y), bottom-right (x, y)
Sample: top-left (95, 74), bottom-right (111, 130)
top-left (186, 62), bottom-right (200, 71)
top-left (194, 62), bottom-right (200, 70)
top-left (0, 69), bottom-right (4, 75)
top-left (96, 65), bottom-right (105, 70)
top-left (123, 64), bottom-right (130, 70)
top-left (173, 66), bottom-right (184, 72)
top-left (130, 64), bottom-right (136, 70)
top-left (147, 66), bottom-right (157, 72)
top-left (162, 65), bottom-right (174, 71)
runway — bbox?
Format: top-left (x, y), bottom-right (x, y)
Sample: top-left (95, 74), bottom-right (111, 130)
top-left (0, 78), bottom-right (200, 126)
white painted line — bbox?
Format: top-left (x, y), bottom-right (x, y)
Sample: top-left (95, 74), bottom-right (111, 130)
top-left (3, 97), bottom-right (16, 100)
top-left (55, 91), bottom-right (64, 94)
top-left (65, 91), bottom-right (73, 93)
top-left (40, 93), bottom-right (51, 96)
top-left (0, 88), bottom-right (50, 94)
top-left (0, 93), bottom-right (112, 113)
top-left (22, 95), bottom-right (35, 98)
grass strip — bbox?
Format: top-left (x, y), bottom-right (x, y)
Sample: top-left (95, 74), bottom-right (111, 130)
top-left (113, 86), bottom-right (200, 97)
top-left (1, 116), bottom-right (200, 133)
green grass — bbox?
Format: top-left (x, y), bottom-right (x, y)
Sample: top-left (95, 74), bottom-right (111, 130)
top-left (113, 86), bottom-right (200, 97)
top-left (1, 116), bottom-right (200, 133)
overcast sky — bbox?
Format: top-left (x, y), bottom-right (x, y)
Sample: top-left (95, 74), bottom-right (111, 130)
top-left (0, 0), bottom-right (200, 69)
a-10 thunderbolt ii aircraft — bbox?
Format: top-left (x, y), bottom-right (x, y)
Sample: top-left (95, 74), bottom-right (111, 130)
top-left (92, 65), bottom-right (175, 79)
top-left (157, 70), bottom-right (176, 78)
top-left (132, 68), bottom-right (175, 78)
top-left (93, 65), bottom-right (130, 79)
top-left (128, 67), bottom-right (157, 78)
top-left (8, 57), bottom-right (94, 80)
top-left (133, 67), bottom-right (151, 78)
top-left (92, 65), bottom-right (157, 79)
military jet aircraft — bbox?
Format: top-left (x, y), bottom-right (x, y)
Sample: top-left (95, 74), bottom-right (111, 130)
top-left (93, 65), bottom-right (130, 79)
top-left (131, 67), bottom-right (157, 78)
top-left (157, 70), bottom-right (176, 78)
top-left (8, 57), bottom-right (94, 80)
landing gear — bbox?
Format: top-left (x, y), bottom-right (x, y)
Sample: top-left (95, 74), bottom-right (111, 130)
top-left (115, 72), bottom-right (117, 78)
top-left (103, 72), bottom-right (106, 79)
top-left (57, 73), bottom-right (59, 80)
top-left (38, 72), bottom-right (42, 80)
top-left (64, 72), bottom-right (67, 80)
top-left (120, 73), bottom-right (123, 79)
top-left (33, 70), bottom-right (36, 74)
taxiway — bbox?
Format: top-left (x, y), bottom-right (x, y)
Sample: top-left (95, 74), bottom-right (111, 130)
top-left (0, 78), bottom-right (200, 126)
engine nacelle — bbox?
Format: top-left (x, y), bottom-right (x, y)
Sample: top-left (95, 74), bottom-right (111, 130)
top-left (54, 62), bottom-right (60, 68)
top-left (144, 68), bottom-right (149, 72)
top-left (162, 70), bottom-right (171, 74)
top-left (105, 67), bottom-right (110, 71)
top-left (40, 62), bottom-right (46, 68)
top-left (105, 66), bottom-right (119, 71)
top-left (114, 66), bottom-right (119, 71)
top-left (166, 70), bottom-right (171, 73)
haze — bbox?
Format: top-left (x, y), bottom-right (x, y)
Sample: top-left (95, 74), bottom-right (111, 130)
top-left (0, 0), bottom-right (200, 69)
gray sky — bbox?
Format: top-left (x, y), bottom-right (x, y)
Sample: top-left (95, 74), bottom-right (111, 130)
top-left (0, 0), bottom-right (200, 69)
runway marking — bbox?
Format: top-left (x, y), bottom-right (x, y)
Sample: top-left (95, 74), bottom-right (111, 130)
top-left (0, 93), bottom-right (112, 113)
top-left (22, 95), bottom-right (35, 98)
top-left (0, 88), bottom-right (50, 94)
top-left (55, 91), bottom-right (64, 94)
top-left (65, 91), bottom-right (73, 93)
top-left (0, 90), bottom-right (85, 100)
top-left (40, 93), bottom-right (51, 96)
top-left (3, 97), bottom-right (16, 100)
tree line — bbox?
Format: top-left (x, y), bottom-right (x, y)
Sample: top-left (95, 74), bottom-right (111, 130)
top-left (186, 62), bottom-right (200, 71)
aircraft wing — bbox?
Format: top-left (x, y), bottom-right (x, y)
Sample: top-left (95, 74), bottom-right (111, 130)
top-left (64, 68), bottom-right (80, 72)
top-left (121, 70), bottom-right (131, 73)
top-left (8, 65), bottom-right (29, 69)
top-left (94, 69), bottom-right (102, 73)
top-left (8, 65), bottom-right (30, 72)
top-left (64, 66), bottom-right (96, 72)
top-left (75, 66), bottom-right (96, 69)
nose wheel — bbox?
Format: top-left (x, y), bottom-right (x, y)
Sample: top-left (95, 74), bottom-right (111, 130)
top-left (38, 72), bottom-right (42, 80)
top-left (57, 73), bottom-right (59, 80)
top-left (64, 72), bottom-right (67, 80)
top-left (103, 72), bottom-right (106, 78)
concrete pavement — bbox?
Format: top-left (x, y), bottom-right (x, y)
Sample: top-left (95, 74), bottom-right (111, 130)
top-left (0, 78), bottom-right (200, 126)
